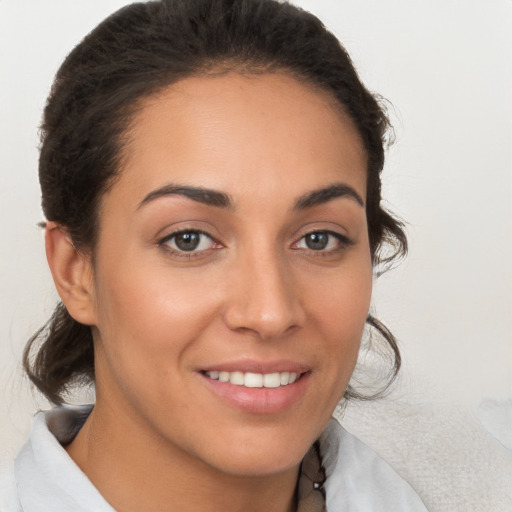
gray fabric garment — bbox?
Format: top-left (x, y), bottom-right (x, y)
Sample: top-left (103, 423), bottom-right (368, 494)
top-left (297, 442), bottom-right (326, 512)
top-left (1, 405), bottom-right (428, 511)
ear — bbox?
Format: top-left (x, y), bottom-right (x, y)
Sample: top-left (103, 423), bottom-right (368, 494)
top-left (45, 222), bottom-right (97, 326)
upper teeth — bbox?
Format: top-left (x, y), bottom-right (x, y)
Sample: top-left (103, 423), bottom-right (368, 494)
top-left (205, 371), bottom-right (299, 388)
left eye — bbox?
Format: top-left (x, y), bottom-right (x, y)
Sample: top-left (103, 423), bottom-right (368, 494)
top-left (294, 231), bottom-right (346, 251)
top-left (162, 230), bottom-right (216, 252)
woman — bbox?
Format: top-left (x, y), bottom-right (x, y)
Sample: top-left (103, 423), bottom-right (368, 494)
top-left (2, 0), bottom-right (428, 510)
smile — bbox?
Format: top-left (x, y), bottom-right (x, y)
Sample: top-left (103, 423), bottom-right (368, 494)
top-left (199, 365), bottom-right (311, 414)
top-left (204, 370), bottom-right (299, 388)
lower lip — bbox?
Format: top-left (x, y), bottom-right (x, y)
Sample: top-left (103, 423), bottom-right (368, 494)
top-left (199, 372), bottom-right (311, 414)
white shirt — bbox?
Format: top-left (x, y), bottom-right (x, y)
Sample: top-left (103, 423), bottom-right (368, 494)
top-left (1, 405), bottom-right (428, 511)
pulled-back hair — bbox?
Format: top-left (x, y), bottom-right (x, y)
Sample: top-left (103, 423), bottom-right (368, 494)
top-left (24, 0), bottom-right (407, 404)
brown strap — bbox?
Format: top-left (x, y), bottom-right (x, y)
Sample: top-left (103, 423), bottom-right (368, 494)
top-left (296, 441), bottom-right (326, 512)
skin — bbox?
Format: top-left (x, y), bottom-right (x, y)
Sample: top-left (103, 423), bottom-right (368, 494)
top-left (47, 72), bottom-right (372, 512)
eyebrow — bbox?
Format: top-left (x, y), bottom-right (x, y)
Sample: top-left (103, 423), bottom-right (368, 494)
top-left (137, 181), bottom-right (364, 211)
top-left (138, 184), bottom-right (234, 210)
top-left (294, 183), bottom-right (365, 210)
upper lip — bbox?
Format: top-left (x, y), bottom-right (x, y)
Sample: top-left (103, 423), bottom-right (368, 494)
top-left (199, 359), bottom-right (311, 375)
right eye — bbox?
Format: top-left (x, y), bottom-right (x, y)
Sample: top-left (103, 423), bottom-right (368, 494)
top-left (292, 230), bottom-right (352, 253)
top-left (159, 230), bottom-right (217, 254)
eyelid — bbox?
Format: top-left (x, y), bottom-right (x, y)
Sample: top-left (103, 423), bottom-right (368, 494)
top-left (155, 224), bottom-right (353, 259)
top-left (159, 228), bottom-right (212, 244)
top-left (158, 228), bottom-right (222, 258)
top-left (291, 229), bottom-right (354, 251)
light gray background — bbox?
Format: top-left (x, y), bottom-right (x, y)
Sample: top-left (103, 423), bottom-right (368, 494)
top-left (1, 0), bottom-right (511, 459)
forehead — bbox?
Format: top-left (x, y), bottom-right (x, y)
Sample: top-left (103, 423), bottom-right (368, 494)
top-left (111, 72), bottom-right (367, 210)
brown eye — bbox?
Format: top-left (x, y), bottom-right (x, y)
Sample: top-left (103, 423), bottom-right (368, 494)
top-left (304, 232), bottom-right (329, 250)
top-left (174, 232), bottom-right (201, 251)
top-left (161, 230), bottom-right (216, 253)
top-left (293, 230), bottom-right (352, 252)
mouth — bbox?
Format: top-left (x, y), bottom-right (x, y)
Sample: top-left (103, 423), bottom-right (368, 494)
top-left (199, 365), bottom-right (311, 414)
top-left (202, 370), bottom-right (301, 388)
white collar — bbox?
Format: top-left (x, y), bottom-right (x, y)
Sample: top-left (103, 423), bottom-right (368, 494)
top-left (15, 405), bottom-right (113, 512)
top-left (320, 419), bottom-right (428, 511)
top-left (14, 405), bottom-right (427, 511)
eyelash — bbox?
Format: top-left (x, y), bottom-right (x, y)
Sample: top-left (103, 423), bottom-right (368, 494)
top-left (158, 229), bottom-right (219, 258)
top-left (158, 229), bottom-right (353, 258)
top-left (292, 230), bottom-right (353, 254)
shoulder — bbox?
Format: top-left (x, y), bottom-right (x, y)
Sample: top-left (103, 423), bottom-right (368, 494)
top-left (13, 406), bottom-right (115, 512)
top-left (320, 419), bottom-right (429, 511)
top-left (0, 457), bottom-right (22, 512)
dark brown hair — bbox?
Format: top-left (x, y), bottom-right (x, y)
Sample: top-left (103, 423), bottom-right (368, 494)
top-left (24, 0), bottom-right (407, 404)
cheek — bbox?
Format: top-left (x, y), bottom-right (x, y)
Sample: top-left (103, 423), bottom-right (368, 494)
top-left (313, 252), bottom-right (372, 333)
top-left (308, 250), bottom-right (373, 378)
top-left (91, 253), bottom-right (221, 390)
top-left (91, 278), bottom-right (221, 427)
top-left (97, 271), bottom-right (211, 335)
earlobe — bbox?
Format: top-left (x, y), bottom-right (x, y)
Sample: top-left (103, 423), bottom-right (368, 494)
top-left (45, 222), bottom-right (97, 326)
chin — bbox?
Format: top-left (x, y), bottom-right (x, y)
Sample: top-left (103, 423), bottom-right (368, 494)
top-left (195, 423), bottom-right (321, 478)
top-left (212, 448), bottom-right (305, 478)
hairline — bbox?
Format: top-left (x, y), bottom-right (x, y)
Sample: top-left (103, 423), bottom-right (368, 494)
top-left (84, 64), bottom-right (369, 258)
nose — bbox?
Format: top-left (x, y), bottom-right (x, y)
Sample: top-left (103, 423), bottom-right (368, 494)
top-left (222, 247), bottom-right (306, 340)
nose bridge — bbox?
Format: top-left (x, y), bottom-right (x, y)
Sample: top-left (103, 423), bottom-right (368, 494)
top-left (223, 237), bottom-right (304, 339)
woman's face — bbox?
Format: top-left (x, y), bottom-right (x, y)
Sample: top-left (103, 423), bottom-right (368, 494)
top-left (88, 72), bottom-right (372, 477)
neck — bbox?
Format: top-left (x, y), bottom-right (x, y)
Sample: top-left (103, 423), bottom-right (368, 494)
top-left (66, 399), bottom-right (300, 512)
